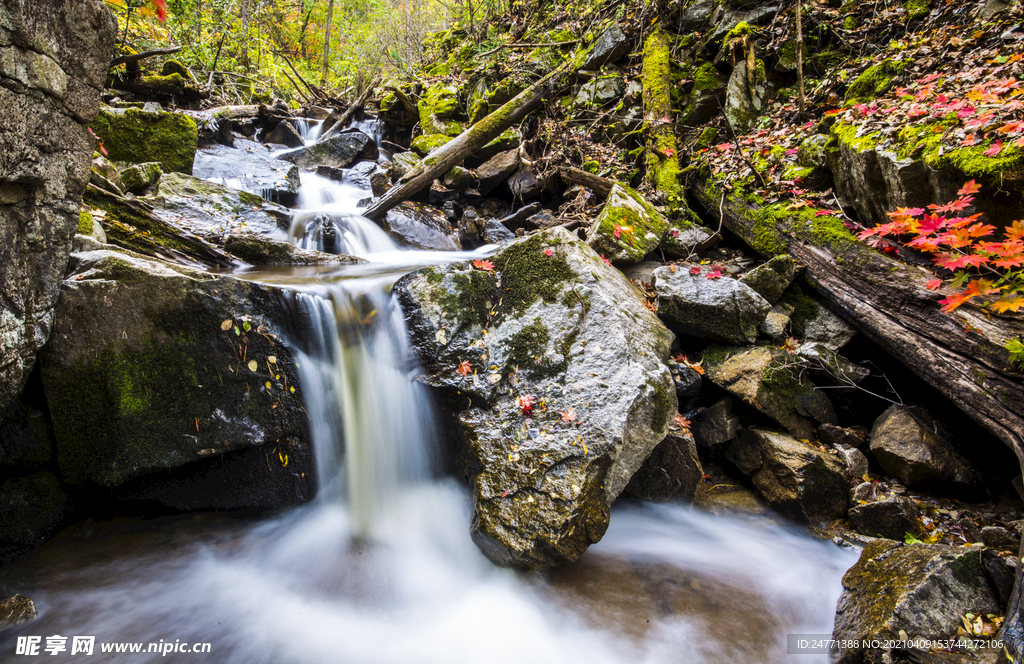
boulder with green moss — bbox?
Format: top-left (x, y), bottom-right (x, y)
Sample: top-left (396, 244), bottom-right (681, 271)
top-left (652, 266), bottom-right (771, 343)
top-left (831, 540), bottom-right (1001, 664)
top-left (395, 228), bottom-right (677, 568)
top-left (391, 151), bottom-right (423, 180)
top-left (418, 84), bottom-right (464, 137)
top-left (586, 184), bottom-right (670, 263)
top-left (118, 162), bottom-right (162, 194)
top-left (92, 106), bottom-right (198, 174)
top-left (739, 254), bottom-right (799, 304)
top-left (40, 249), bottom-right (311, 489)
top-left (411, 134), bottom-right (453, 156)
top-left (223, 234), bottom-right (364, 265)
top-left (699, 344), bottom-right (838, 440)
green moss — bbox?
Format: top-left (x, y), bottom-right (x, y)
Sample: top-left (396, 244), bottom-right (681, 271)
top-left (443, 270), bottom-right (498, 325)
top-left (411, 134), bottom-right (454, 156)
top-left (497, 235), bottom-right (576, 315)
top-left (92, 108), bottom-right (198, 174)
top-left (695, 127), bottom-right (719, 150)
top-left (418, 84), bottom-right (463, 136)
top-left (694, 63), bottom-right (724, 92)
top-left (650, 379), bottom-right (672, 431)
top-left (643, 29), bottom-right (684, 212)
top-left (844, 59), bottom-right (907, 105)
top-left (506, 318), bottom-right (551, 370)
top-left (750, 207), bottom-right (789, 256)
top-left (583, 160), bottom-right (601, 174)
top-left (78, 211), bottom-right (94, 235)
top-left (843, 16), bottom-right (859, 30)
top-left (906, 0), bottom-right (930, 19)
top-left (831, 120), bottom-right (880, 152)
top-left (780, 288), bottom-right (821, 331)
top-left (724, 21), bottom-right (755, 42)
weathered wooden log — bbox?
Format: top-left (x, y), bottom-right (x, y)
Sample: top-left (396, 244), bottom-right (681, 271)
top-left (363, 49), bottom-right (588, 223)
top-left (558, 166), bottom-right (617, 197)
top-left (321, 76), bottom-right (382, 139)
top-left (109, 47), bottom-right (183, 69)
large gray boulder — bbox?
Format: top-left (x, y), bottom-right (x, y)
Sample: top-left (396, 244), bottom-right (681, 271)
top-left (726, 428), bottom-right (847, 523)
top-left (869, 405), bottom-right (977, 490)
top-left (0, 0), bottom-right (116, 411)
top-left (699, 345), bottom-right (837, 440)
top-left (192, 139), bottom-right (301, 206)
top-left (279, 130), bottom-right (378, 171)
top-left (40, 249), bottom-right (311, 489)
top-left (654, 268), bottom-right (771, 344)
top-left (832, 540), bottom-right (1002, 664)
top-left (582, 24), bottom-right (630, 69)
top-left (395, 228), bottom-right (677, 568)
top-left (848, 496), bottom-right (923, 541)
top-left (385, 202), bottom-right (461, 251)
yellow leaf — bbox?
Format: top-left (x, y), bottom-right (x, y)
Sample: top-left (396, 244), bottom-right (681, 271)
top-left (221, 319), bottom-right (233, 331)
top-left (265, 381), bottom-right (272, 389)
top-left (268, 356), bottom-right (277, 364)
top-left (248, 360), bottom-right (258, 372)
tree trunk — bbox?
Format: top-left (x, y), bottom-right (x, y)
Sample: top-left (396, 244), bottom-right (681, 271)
top-left (322, 0), bottom-right (335, 86)
top-left (642, 29), bottom-right (683, 211)
top-left (363, 50), bottom-right (587, 222)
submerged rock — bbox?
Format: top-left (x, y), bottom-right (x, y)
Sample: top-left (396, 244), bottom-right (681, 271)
top-left (92, 107), bottom-right (198, 174)
top-left (832, 540), bottom-right (1001, 664)
top-left (586, 184), bottom-right (669, 264)
top-left (395, 228), bottom-right (676, 568)
top-left (41, 249), bottom-right (309, 488)
top-left (726, 428), bottom-right (847, 523)
top-left (869, 405), bottom-right (977, 490)
top-left (699, 345), bottom-right (837, 440)
top-left (654, 268), bottom-right (771, 344)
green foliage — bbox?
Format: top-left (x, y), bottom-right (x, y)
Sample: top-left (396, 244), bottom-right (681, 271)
top-left (1006, 338), bottom-right (1024, 372)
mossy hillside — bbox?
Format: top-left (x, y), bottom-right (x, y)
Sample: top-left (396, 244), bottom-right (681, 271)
top-left (92, 107), bottom-right (198, 174)
top-left (844, 59), bottom-right (908, 105)
top-left (43, 263), bottom-right (307, 487)
top-left (590, 185), bottom-right (671, 263)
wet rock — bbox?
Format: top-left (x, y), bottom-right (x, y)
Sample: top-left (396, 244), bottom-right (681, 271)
top-left (848, 497), bottom-right (922, 540)
top-left (499, 202), bottom-right (542, 231)
top-left (442, 200), bottom-right (463, 223)
top-left (869, 405), bottom-right (977, 490)
top-left (700, 345), bottom-right (837, 440)
top-left (0, 472), bottom-right (66, 546)
top-left (587, 185), bottom-right (669, 264)
top-left (0, 0), bottom-right (116, 411)
top-left (118, 162), bottom-right (162, 194)
top-left (279, 130), bottom-right (378, 171)
top-left (224, 234), bottom-right (363, 265)
top-left (385, 202), bottom-right (461, 251)
top-left (369, 165), bottom-right (390, 197)
top-left (40, 250), bottom-right (309, 487)
top-left (691, 397), bottom-right (739, 447)
top-left (391, 151), bottom-right (422, 180)
top-left (575, 76), bottom-right (623, 107)
top-left (148, 173), bottom-right (292, 243)
top-left (625, 429), bottom-right (703, 502)
top-left (265, 121), bottom-right (304, 148)
top-left (818, 423), bottom-right (869, 449)
top-left (582, 24), bottom-right (630, 69)
top-left (668, 361), bottom-right (702, 399)
top-left (981, 525), bottom-right (1020, 551)
top-left (395, 228), bottom-right (676, 568)
top-left (443, 165), bottom-right (478, 190)
top-left (803, 303), bottom-right (857, 350)
top-left (726, 428), bottom-right (847, 522)
top-left (482, 219), bottom-right (516, 245)
top-left (0, 594), bottom-right (38, 628)
top-left (508, 166), bottom-right (543, 200)
top-left (477, 149), bottom-right (521, 195)
top-left (739, 255), bottom-right (799, 304)
top-left (653, 269), bottom-right (771, 344)
top-left (192, 140), bottom-right (301, 206)
top-left (93, 107), bottom-right (198, 174)
top-left (837, 446), bottom-right (870, 478)
top-left (832, 540), bottom-right (1001, 664)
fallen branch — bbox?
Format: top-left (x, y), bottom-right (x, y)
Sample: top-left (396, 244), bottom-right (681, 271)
top-left (109, 46), bottom-right (183, 69)
top-left (321, 75), bottom-right (382, 139)
top-left (477, 39), bottom-right (579, 58)
top-left (558, 166), bottom-right (617, 197)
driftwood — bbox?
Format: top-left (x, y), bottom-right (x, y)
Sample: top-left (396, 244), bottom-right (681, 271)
top-left (321, 76), bottom-right (382, 139)
top-left (109, 46), bottom-right (183, 69)
top-left (559, 166), bottom-right (617, 197)
top-left (364, 51), bottom-right (586, 222)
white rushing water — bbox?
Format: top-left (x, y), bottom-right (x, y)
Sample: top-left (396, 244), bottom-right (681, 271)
top-left (0, 135), bottom-right (858, 663)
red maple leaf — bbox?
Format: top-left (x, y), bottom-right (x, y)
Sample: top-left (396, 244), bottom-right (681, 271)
top-left (456, 360), bottom-right (472, 376)
top-left (689, 266), bottom-right (701, 275)
top-left (151, 0), bottom-right (168, 22)
top-left (472, 259), bottom-right (495, 271)
top-left (984, 141), bottom-right (1004, 158)
top-left (926, 279), bottom-right (943, 290)
top-left (517, 394), bottom-right (537, 416)
top-left (958, 180), bottom-right (982, 196)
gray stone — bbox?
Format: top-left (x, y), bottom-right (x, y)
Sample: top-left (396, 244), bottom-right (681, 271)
top-left (582, 24), bottom-right (630, 69)
top-left (869, 405), bottom-right (977, 490)
top-left (832, 540), bottom-right (1001, 664)
top-left (653, 270), bottom-right (771, 344)
top-left (700, 345), bottom-right (838, 440)
top-left (265, 121), bottom-right (304, 148)
top-left (724, 60), bottom-right (765, 133)
top-left (508, 166), bottom-right (543, 200)
top-left (443, 165), bottom-right (478, 190)
top-left (803, 303), bottom-right (856, 350)
top-left (92, 154), bottom-right (124, 192)
top-left (587, 184), bottom-right (669, 264)
top-left (818, 423), bottom-right (868, 449)
top-left (760, 310), bottom-right (790, 339)
top-left (739, 254), bottom-right (799, 304)
top-left (369, 165), bottom-right (390, 197)
top-left (981, 525), bottom-right (1020, 551)
top-left (223, 234), bottom-right (364, 265)
top-left (385, 202), bottom-right (461, 251)
top-left (499, 202), bottom-right (542, 231)
top-left (660, 222), bottom-right (719, 259)
top-left (394, 228), bottom-right (676, 568)
top-left (575, 76), bottom-right (624, 107)
top-left (482, 219), bottom-right (516, 245)
top-left (848, 496), bottom-right (923, 541)
top-left (476, 149), bottom-right (521, 195)
top-left (796, 341), bottom-right (871, 385)
top-left (691, 397), bottom-right (739, 447)
top-left (725, 428), bottom-right (848, 523)
top-left (279, 130), bottom-right (378, 171)
top-left (118, 162), bottom-right (162, 194)
top-left (0, 0), bottom-right (116, 411)
top-left (0, 594), bottom-right (38, 628)
top-left (0, 472), bottom-right (66, 546)
top-left (391, 151), bottom-right (422, 180)
top-left (192, 139), bottom-right (301, 206)
top-left (40, 249), bottom-right (310, 488)
top-left (625, 429), bottom-right (703, 502)
top-left (838, 446), bottom-right (870, 478)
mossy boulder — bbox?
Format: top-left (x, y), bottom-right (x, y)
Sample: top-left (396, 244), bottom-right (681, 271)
top-left (223, 234), bottom-right (364, 265)
top-left (832, 540), bottom-right (1001, 664)
top-left (418, 84), bottom-right (464, 136)
top-left (575, 75), bottom-right (623, 107)
top-left (394, 228), bottom-right (677, 568)
top-left (586, 184), bottom-right (670, 264)
top-left (92, 107), bottom-right (198, 174)
top-left (844, 59), bottom-right (907, 105)
top-left (391, 151), bottom-right (423, 180)
top-left (653, 266), bottom-right (771, 344)
top-left (739, 254), bottom-right (799, 304)
top-left (118, 161), bottom-right (162, 194)
top-left (40, 249), bottom-right (310, 489)
top-left (698, 344), bottom-right (838, 440)
top-left (411, 134), bottom-right (453, 156)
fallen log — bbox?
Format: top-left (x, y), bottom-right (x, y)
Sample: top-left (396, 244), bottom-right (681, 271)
top-left (558, 166), bottom-right (617, 197)
top-left (321, 76), bottom-right (382, 139)
top-left (363, 49), bottom-right (589, 223)
top-left (109, 46), bottom-right (183, 69)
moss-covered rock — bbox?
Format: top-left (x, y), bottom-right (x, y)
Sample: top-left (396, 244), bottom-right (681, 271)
top-left (642, 29), bottom-right (685, 211)
top-left (844, 59), bottom-right (907, 105)
top-left (411, 133), bottom-right (453, 156)
top-left (223, 234), bottom-right (364, 265)
top-left (118, 161), bottom-right (162, 194)
top-left (394, 228), bottom-right (677, 568)
top-left (586, 184), bottom-right (670, 263)
top-left (40, 249), bottom-right (311, 488)
top-left (418, 84), bottom-right (464, 137)
top-left (92, 107), bottom-right (198, 174)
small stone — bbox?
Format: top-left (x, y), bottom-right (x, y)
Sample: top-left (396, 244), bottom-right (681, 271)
top-left (739, 254), bottom-right (799, 304)
top-left (0, 594), bottom-right (38, 628)
top-left (837, 447), bottom-right (870, 478)
top-left (981, 525), bottom-right (1020, 551)
top-left (691, 397), bottom-right (738, 447)
top-left (818, 423), bottom-right (868, 449)
top-left (869, 405), bottom-right (977, 490)
top-left (848, 497), bottom-right (922, 541)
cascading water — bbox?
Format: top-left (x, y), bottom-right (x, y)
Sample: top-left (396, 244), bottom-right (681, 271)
top-left (0, 128), bottom-right (859, 663)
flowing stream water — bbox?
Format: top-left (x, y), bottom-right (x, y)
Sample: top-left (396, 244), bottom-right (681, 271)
top-left (0, 134), bottom-right (858, 663)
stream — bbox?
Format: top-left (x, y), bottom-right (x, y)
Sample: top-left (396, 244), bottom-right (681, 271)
top-left (0, 127), bottom-right (859, 662)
